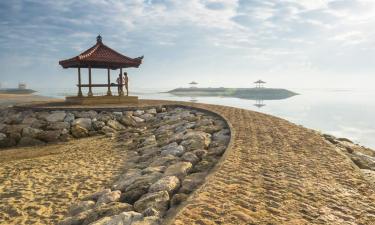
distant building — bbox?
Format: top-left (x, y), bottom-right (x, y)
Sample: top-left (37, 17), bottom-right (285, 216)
top-left (254, 80), bottom-right (266, 88)
top-left (18, 82), bottom-right (27, 89)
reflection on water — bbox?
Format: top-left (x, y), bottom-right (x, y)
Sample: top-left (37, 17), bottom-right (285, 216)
top-left (35, 88), bottom-right (375, 149)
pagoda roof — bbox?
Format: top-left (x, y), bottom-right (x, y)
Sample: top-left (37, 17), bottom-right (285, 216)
top-left (59, 35), bottom-right (143, 69)
top-left (254, 80), bottom-right (266, 84)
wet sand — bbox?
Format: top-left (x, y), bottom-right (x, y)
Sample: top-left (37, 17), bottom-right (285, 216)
top-left (0, 136), bottom-right (128, 225)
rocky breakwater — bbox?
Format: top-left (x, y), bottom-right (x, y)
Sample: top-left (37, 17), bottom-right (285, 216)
top-left (323, 134), bottom-right (375, 186)
top-left (23, 107), bottom-right (232, 225)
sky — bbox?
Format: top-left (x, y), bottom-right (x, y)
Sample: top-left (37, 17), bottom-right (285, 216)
top-left (0, 0), bottom-right (374, 91)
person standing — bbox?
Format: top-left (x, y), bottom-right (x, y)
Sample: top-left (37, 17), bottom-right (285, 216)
top-left (124, 72), bottom-right (129, 96)
top-left (116, 73), bottom-right (122, 95)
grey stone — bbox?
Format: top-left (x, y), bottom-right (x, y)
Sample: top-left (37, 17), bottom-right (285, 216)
top-left (37, 130), bottom-right (61, 142)
top-left (21, 127), bottom-right (42, 138)
top-left (82, 202), bottom-right (133, 225)
top-left (82, 189), bottom-right (111, 201)
top-left (161, 145), bottom-right (185, 157)
top-left (46, 122), bottom-right (70, 130)
top-left (46, 112), bottom-right (66, 122)
top-left (89, 211), bottom-right (143, 225)
top-left (96, 190), bottom-right (121, 206)
top-left (180, 172), bottom-right (206, 193)
top-left (64, 113), bottom-right (75, 123)
top-left (71, 125), bottom-right (88, 138)
top-left (133, 116), bottom-right (145, 123)
top-left (68, 201), bottom-right (95, 216)
top-left (164, 162), bottom-right (193, 179)
top-left (18, 137), bottom-right (45, 146)
top-left (134, 110), bottom-right (145, 116)
top-left (112, 169), bottom-right (142, 191)
top-left (93, 121), bottom-right (106, 130)
top-left (72, 118), bottom-right (92, 130)
top-left (149, 176), bottom-right (180, 195)
top-left (170, 193), bottom-right (188, 207)
top-left (134, 191), bottom-right (170, 214)
top-left (107, 119), bottom-right (125, 130)
top-left (350, 152), bottom-right (375, 170)
top-left (149, 154), bottom-right (180, 167)
top-left (181, 152), bottom-right (200, 165)
top-left (74, 110), bottom-right (97, 119)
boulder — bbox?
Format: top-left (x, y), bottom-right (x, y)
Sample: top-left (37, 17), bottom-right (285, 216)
top-left (74, 110), bottom-right (98, 119)
top-left (68, 201), bottom-right (95, 216)
top-left (92, 121), bottom-right (106, 131)
top-left (149, 155), bottom-right (180, 167)
top-left (96, 190), bottom-right (121, 206)
top-left (112, 169), bottom-right (142, 191)
top-left (170, 193), bottom-right (188, 206)
top-left (350, 152), bottom-right (375, 170)
top-left (89, 211), bottom-right (143, 225)
top-left (181, 131), bottom-right (211, 150)
top-left (82, 189), bottom-right (111, 201)
top-left (164, 162), bottom-right (193, 179)
top-left (21, 127), bottom-right (42, 138)
top-left (37, 130), bottom-right (61, 142)
top-left (64, 113), bottom-right (75, 123)
top-left (208, 146), bottom-right (226, 156)
top-left (82, 202), bottom-right (133, 225)
top-left (72, 118), bottom-right (92, 130)
top-left (133, 116), bottom-right (145, 123)
top-left (193, 160), bottom-right (215, 172)
top-left (192, 149), bottom-right (208, 159)
top-left (71, 125), bottom-right (88, 138)
top-left (125, 173), bottom-right (163, 193)
top-left (146, 108), bottom-right (157, 115)
top-left (180, 172), bottom-right (206, 193)
top-left (161, 145), bottom-right (185, 157)
top-left (181, 152), bottom-right (200, 165)
top-left (101, 126), bottom-right (115, 135)
top-left (140, 135), bottom-right (157, 147)
top-left (119, 115), bottom-right (137, 127)
top-left (134, 191), bottom-right (170, 214)
top-left (46, 112), bottom-right (66, 122)
top-left (58, 212), bottom-right (90, 225)
top-left (142, 207), bottom-right (159, 217)
top-left (132, 217), bottom-right (161, 225)
top-left (107, 120), bottom-right (125, 131)
top-left (149, 176), bottom-right (180, 194)
top-left (46, 122), bottom-right (70, 130)
top-left (133, 110), bottom-right (145, 116)
top-left (140, 113), bottom-right (154, 121)
top-left (18, 137), bottom-right (45, 146)
top-left (22, 117), bottom-right (37, 125)
top-left (142, 166), bottom-right (166, 175)
top-left (212, 129), bottom-right (230, 145)
top-left (31, 119), bottom-right (47, 129)
top-left (0, 133), bottom-right (6, 141)
top-left (120, 188), bottom-right (149, 204)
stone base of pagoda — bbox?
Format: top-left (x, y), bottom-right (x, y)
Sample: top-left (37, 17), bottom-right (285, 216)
top-left (65, 96), bottom-right (138, 105)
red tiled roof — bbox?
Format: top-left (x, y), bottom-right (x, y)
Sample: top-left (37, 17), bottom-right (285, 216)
top-left (59, 36), bottom-right (143, 69)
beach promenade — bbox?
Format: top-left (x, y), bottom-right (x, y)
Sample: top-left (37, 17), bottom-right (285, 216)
top-left (2, 98), bottom-right (375, 224)
top-left (21, 99), bottom-right (375, 224)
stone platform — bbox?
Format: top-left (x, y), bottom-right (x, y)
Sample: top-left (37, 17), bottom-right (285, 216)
top-left (65, 95), bottom-right (138, 105)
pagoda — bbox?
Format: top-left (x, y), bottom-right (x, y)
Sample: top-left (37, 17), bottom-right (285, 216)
top-left (59, 35), bottom-right (143, 104)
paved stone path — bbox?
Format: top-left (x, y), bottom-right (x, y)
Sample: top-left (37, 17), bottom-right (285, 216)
top-left (19, 100), bottom-right (375, 224)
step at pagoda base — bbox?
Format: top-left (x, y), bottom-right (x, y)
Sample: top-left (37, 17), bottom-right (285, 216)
top-left (65, 96), bottom-right (138, 105)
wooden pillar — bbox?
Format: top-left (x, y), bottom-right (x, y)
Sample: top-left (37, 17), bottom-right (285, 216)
top-left (77, 67), bottom-right (82, 97)
top-left (107, 68), bottom-right (112, 96)
top-left (119, 68), bottom-right (124, 96)
top-left (88, 67), bottom-right (93, 97)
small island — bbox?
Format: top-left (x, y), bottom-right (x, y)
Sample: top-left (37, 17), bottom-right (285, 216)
top-left (168, 87), bottom-right (298, 100)
top-left (0, 83), bottom-right (36, 95)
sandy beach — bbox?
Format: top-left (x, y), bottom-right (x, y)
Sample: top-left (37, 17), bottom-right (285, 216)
top-left (0, 94), bottom-right (58, 108)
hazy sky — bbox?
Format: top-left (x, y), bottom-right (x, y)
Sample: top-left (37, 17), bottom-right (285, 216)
top-left (0, 0), bottom-right (374, 90)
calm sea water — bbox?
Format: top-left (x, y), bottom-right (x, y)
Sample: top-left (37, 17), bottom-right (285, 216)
top-left (36, 88), bottom-right (375, 149)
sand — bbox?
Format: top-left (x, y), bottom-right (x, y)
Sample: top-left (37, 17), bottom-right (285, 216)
top-left (0, 94), bottom-right (58, 108)
top-left (0, 136), bottom-right (129, 225)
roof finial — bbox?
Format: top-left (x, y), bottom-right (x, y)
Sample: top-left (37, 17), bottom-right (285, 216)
top-left (97, 35), bottom-right (102, 43)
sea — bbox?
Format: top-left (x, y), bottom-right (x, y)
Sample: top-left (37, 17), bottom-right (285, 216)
top-left (35, 87), bottom-right (375, 149)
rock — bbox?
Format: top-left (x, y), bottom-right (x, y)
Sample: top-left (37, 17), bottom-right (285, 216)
top-left (142, 166), bottom-right (166, 175)
top-left (337, 137), bottom-right (353, 143)
top-left (0, 135), bottom-right (15, 148)
top-left (101, 126), bottom-right (115, 135)
top-left (68, 201), bottom-right (95, 216)
top-left (134, 191), bottom-right (170, 214)
top-left (195, 118), bottom-right (213, 127)
top-left (161, 145), bottom-right (185, 157)
top-left (89, 211), bottom-right (143, 225)
top-left (149, 155), bottom-right (180, 167)
top-left (74, 110), bottom-right (97, 119)
top-left (22, 117), bottom-right (37, 125)
top-left (107, 120), bottom-right (125, 131)
top-left (46, 112), bottom-right (66, 122)
top-left (18, 137), bottom-right (45, 146)
top-left (35, 111), bottom-right (50, 120)
top-left (125, 173), bottom-right (163, 193)
top-left (140, 113), bottom-right (154, 121)
top-left (82, 189), bottom-right (111, 201)
top-left (71, 125), bottom-right (89, 138)
top-left (37, 130), bottom-right (61, 142)
top-left (120, 188), bottom-right (149, 204)
top-left (97, 112), bottom-right (114, 122)
top-left (134, 110), bottom-right (145, 116)
top-left (64, 113), bottom-right (75, 123)
top-left (361, 169), bottom-right (375, 186)
top-left (31, 119), bottom-right (47, 129)
top-left (21, 127), bottom-right (42, 138)
top-left (149, 176), bottom-right (180, 194)
top-left (0, 133), bottom-right (6, 141)
top-left (93, 121), bottom-right (106, 130)
top-left (323, 134), bottom-right (339, 144)
top-left (180, 172), bottom-right (206, 193)
top-left (141, 135), bottom-right (157, 147)
top-left (181, 131), bottom-right (211, 150)
top-left (58, 212), bottom-right (89, 225)
top-left (96, 190), bottom-right (121, 206)
top-left (164, 162), bottom-right (193, 179)
top-left (192, 149), bottom-right (208, 159)
top-left (142, 207), bottom-right (159, 217)
top-left (193, 160), bottom-right (214, 172)
top-left (46, 122), bottom-right (70, 130)
top-left (181, 152), bottom-right (200, 165)
top-left (133, 116), bottom-right (145, 123)
top-left (212, 129), bottom-right (230, 145)
top-left (170, 193), bottom-right (188, 206)
top-left (350, 152), bottom-right (375, 170)
top-left (112, 169), bottom-right (142, 191)
top-left (208, 146), bottom-right (226, 156)
top-left (82, 202), bottom-right (133, 225)
top-left (72, 118), bottom-right (92, 130)
top-left (120, 115), bottom-right (137, 127)
top-left (132, 217), bottom-right (161, 225)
